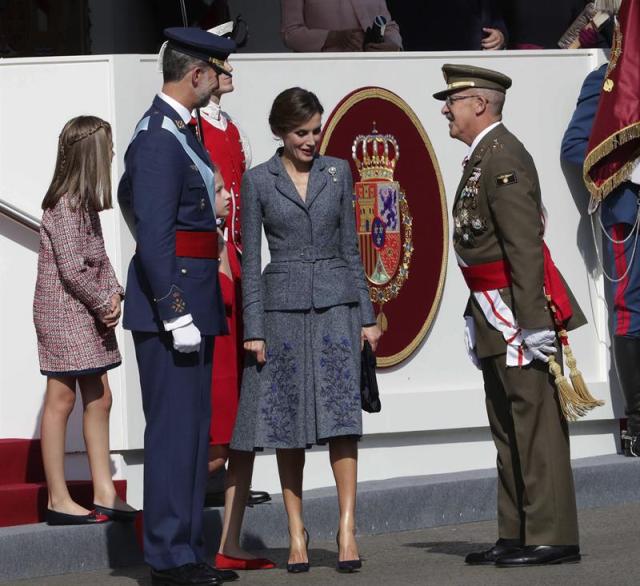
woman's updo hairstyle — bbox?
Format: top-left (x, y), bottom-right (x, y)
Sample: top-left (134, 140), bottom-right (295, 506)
top-left (269, 87), bottom-right (324, 137)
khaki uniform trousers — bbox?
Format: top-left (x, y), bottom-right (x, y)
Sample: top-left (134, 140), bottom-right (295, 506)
top-left (481, 353), bottom-right (579, 546)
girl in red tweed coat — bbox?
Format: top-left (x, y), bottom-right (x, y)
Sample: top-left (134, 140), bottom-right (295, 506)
top-left (33, 116), bottom-right (135, 525)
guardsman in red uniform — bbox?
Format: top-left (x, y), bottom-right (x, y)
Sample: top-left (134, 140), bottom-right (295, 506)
top-left (200, 21), bottom-right (251, 253)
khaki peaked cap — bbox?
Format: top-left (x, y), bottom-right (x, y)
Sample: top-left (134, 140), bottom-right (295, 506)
top-left (433, 63), bottom-right (512, 100)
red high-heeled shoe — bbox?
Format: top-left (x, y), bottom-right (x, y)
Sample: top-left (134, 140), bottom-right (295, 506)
top-left (215, 553), bottom-right (276, 570)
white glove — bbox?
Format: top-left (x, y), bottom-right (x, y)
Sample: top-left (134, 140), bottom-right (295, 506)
top-left (171, 322), bottom-right (201, 354)
top-left (464, 316), bottom-right (481, 369)
top-left (521, 328), bottom-right (556, 362)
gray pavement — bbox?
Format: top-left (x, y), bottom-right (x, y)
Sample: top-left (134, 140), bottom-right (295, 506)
top-left (8, 502), bottom-right (640, 586)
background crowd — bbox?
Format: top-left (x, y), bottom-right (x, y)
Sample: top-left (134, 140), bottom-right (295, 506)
top-left (0, 0), bottom-right (617, 58)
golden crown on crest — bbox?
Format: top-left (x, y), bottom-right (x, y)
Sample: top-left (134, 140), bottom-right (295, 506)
top-left (352, 123), bottom-right (399, 181)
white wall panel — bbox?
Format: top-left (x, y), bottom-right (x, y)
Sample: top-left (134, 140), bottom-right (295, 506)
top-left (1, 50), bottom-right (619, 504)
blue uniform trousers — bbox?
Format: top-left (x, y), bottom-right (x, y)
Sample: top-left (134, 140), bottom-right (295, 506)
top-left (603, 222), bottom-right (640, 339)
top-left (132, 331), bottom-right (214, 570)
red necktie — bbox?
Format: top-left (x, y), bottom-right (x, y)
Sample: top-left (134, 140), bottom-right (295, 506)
top-left (188, 116), bottom-right (201, 142)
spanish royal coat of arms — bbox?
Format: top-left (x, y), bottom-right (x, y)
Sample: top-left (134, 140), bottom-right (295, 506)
top-left (352, 125), bottom-right (413, 331)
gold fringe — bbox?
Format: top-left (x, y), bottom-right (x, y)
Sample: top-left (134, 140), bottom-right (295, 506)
top-left (558, 5), bottom-right (598, 49)
top-left (563, 343), bottom-right (605, 409)
top-left (583, 121), bottom-right (640, 201)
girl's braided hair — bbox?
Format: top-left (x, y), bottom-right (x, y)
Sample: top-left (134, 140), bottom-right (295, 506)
top-left (42, 116), bottom-right (113, 212)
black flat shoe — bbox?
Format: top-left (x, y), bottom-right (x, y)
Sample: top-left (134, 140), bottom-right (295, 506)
top-left (46, 508), bottom-right (109, 526)
top-left (93, 504), bottom-right (138, 522)
top-left (496, 545), bottom-right (581, 567)
top-left (465, 538), bottom-right (523, 565)
top-left (336, 530), bottom-right (362, 573)
top-left (287, 528), bottom-right (310, 573)
top-left (151, 563), bottom-right (221, 585)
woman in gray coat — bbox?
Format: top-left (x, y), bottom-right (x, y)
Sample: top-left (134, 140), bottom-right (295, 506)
top-left (231, 88), bottom-right (381, 572)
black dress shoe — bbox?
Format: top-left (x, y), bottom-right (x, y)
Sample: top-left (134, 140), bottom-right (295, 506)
top-left (46, 509), bottom-right (109, 526)
top-left (151, 563), bottom-right (220, 585)
top-left (465, 538), bottom-right (523, 565)
top-left (93, 504), bottom-right (138, 522)
top-left (622, 431), bottom-right (640, 457)
top-left (247, 489), bottom-right (271, 506)
top-left (496, 545), bottom-right (581, 567)
top-left (204, 489), bottom-right (272, 508)
top-left (195, 562), bottom-right (238, 582)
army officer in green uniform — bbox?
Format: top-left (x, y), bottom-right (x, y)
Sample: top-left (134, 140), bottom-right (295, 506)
top-left (434, 64), bottom-right (585, 567)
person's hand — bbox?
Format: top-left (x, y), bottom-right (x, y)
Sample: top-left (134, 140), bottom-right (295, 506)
top-left (522, 328), bottom-right (556, 362)
top-left (364, 40), bottom-right (402, 52)
top-left (244, 339), bottom-right (266, 364)
top-left (101, 294), bottom-right (122, 329)
top-left (464, 316), bottom-right (481, 370)
top-left (481, 27), bottom-right (505, 50)
top-left (323, 29), bottom-right (365, 51)
top-left (172, 322), bottom-right (201, 354)
top-left (361, 325), bottom-right (382, 352)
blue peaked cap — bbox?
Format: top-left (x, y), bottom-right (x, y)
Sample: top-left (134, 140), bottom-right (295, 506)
top-left (164, 27), bottom-right (236, 75)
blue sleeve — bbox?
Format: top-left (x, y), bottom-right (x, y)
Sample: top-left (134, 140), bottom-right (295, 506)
top-left (127, 129), bottom-right (189, 321)
top-left (561, 66), bottom-right (606, 166)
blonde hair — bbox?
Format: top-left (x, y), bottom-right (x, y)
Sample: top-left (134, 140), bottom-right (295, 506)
top-left (42, 116), bottom-right (113, 211)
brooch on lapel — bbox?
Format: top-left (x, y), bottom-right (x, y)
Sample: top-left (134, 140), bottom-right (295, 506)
top-left (327, 166), bottom-right (338, 182)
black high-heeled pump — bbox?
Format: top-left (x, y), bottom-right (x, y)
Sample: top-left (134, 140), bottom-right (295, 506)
top-left (336, 530), bottom-right (362, 573)
top-left (287, 528), bottom-right (310, 573)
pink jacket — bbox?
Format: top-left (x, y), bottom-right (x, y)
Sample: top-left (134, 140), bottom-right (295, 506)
top-left (281, 0), bottom-right (403, 51)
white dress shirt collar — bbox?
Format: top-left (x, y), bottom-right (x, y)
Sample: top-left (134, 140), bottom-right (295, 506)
top-left (158, 91), bottom-right (193, 124)
top-left (467, 121), bottom-right (502, 160)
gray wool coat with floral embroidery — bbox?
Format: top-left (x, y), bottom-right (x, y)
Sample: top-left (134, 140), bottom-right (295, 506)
top-left (230, 151), bottom-right (377, 449)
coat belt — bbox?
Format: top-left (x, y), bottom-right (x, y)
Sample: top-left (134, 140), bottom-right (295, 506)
top-left (269, 245), bottom-right (338, 263)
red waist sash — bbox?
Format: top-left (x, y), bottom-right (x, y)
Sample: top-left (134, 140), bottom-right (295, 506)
top-left (175, 230), bottom-right (218, 259)
top-left (459, 243), bottom-right (573, 325)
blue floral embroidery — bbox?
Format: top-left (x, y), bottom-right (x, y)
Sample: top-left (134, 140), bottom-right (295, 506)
top-left (261, 342), bottom-right (298, 444)
top-left (319, 334), bottom-right (360, 432)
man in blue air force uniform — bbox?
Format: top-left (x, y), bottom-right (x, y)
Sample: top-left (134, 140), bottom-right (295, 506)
top-left (118, 28), bottom-right (237, 586)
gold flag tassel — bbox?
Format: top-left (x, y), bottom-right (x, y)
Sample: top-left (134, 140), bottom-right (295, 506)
top-left (545, 297), bottom-right (604, 421)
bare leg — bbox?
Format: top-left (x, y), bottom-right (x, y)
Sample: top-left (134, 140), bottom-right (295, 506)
top-left (218, 449), bottom-right (257, 558)
top-left (329, 437), bottom-right (359, 561)
top-left (78, 373), bottom-right (133, 511)
top-left (208, 443), bottom-right (228, 475)
top-left (41, 376), bottom-right (90, 515)
top-left (276, 448), bottom-right (307, 564)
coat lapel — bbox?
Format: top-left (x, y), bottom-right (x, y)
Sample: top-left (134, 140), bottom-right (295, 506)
top-left (305, 157), bottom-right (327, 209)
top-left (268, 153), bottom-right (308, 212)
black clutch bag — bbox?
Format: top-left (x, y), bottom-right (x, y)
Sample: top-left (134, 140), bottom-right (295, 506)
top-left (360, 340), bottom-right (381, 413)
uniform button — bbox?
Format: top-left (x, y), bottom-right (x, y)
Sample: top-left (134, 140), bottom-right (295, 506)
top-left (181, 268), bottom-right (187, 275)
